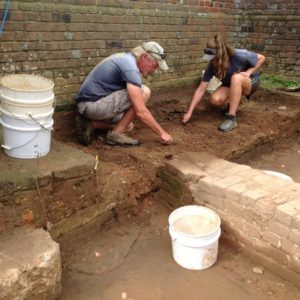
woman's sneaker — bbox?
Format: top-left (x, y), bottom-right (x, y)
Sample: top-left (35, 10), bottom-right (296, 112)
top-left (218, 104), bottom-right (229, 115)
top-left (106, 130), bottom-right (140, 147)
top-left (75, 113), bottom-right (94, 146)
top-left (218, 114), bottom-right (237, 132)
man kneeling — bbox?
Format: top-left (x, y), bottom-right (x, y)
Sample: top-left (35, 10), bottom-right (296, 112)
top-left (75, 41), bottom-right (173, 147)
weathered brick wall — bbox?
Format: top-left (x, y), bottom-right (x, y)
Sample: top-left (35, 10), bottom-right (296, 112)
top-left (238, 0), bottom-right (300, 78)
top-left (0, 0), bottom-right (298, 107)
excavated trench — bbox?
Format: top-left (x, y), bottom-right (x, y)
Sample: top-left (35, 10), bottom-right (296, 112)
top-left (53, 87), bottom-right (300, 299)
top-left (2, 86), bottom-right (300, 299)
top-left (231, 130), bottom-right (300, 183)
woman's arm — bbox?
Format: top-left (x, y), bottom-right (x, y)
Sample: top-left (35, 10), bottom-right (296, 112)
top-left (183, 81), bottom-right (209, 124)
top-left (243, 53), bottom-right (265, 77)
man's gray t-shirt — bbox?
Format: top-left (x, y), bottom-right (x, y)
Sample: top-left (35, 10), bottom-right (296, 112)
top-left (202, 49), bottom-right (258, 87)
top-left (75, 53), bottom-right (142, 103)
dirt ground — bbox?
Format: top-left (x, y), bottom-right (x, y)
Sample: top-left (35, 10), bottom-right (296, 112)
top-left (54, 86), bottom-right (300, 194)
top-left (59, 199), bottom-right (300, 300)
top-left (54, 86), bottom-right (300, 164)
top-left (235, 134), bottom-right (300, 182)
top-left (53, 86), bottom-right (300, 299)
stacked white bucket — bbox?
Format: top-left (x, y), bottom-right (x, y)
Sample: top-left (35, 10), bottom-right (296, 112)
top-left (0, 74), bottom-right (55, 159)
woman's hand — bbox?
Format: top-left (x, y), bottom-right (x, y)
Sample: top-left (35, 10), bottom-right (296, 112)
top-left (239, 71), bottom-right (251, 78)
top-left (183, 111), bottom-right (192, 124)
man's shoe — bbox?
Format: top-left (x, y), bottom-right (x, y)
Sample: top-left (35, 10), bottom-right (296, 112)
top-left (106, 130), bottom-right (140, 147)
top-left (75, 113), bottom-right (94, 146)
top-left (218, 114), bottom-right (237, 132)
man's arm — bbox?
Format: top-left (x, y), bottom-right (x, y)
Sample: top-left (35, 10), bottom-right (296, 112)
top-left (127, 83), bottom-right (172, 144)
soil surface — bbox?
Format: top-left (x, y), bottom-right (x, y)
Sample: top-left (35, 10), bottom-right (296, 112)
top-left (54, 86), bottom-right (300, 299)
top-left (59, 200), bottom-right (300, 300)
top-left (54, 86), bottom-right (300, 166)
top-left (235, 134), bottom-right (300, 183)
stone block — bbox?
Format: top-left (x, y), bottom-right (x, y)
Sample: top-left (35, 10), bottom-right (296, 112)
top-left (281, 237), bottom-right (298, 256)
top-left (232, 168), bottom-right (261, 180)
top-left (158, 170), bottom-right (193, 206)
top-left (243, 221), bottom-right (262, 238)
top-left (251, 174), bottom-right (293, 192)
top-left (288, 256), bottom-right (300, 274)
top-left (225, 182), bottom-right (248, 199)
top-left (0, 227), bottom-right (61, 300)
top-left (194, 192), bottom-right (224, 210)
top-left (252, 238), bottom-right (289, 266)
top-left (224, 198), bottom-right (245, 217)
top-left (268, 221), bottom-right (290, 238)
top-left (290, 230), bottom-right (300, 246)
top-left (240, 188), bottom-right (270, 207)
top-left (197, 175), bottom-right (225, 197)
top-left (163, 158), bottom-right (207, 182)
top-left (275, 200), bottom-right (300, 227)
top-left (247, 196), bottom-right (277, 222)
top-left (214, 175), bottom-right (245, 189)
top-left (262, 231), bottom-right (281, 248)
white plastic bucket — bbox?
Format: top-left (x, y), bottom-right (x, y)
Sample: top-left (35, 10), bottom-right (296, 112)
top-left (0, 118), bottom-right (53, 159)
top-left (0, 74), bottom-right (55, 159)
top-left (0, 106), bottom-right (54, 127)
top-left (168, 205), bottom-right (221, 270)
top-left (263, 170), bottom-right (293, 181)
top-left (0, 74), bottom-right (55, 115)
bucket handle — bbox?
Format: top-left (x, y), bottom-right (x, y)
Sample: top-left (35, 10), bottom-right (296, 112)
top-left (1, 127), bottom-right (52, 150)
top-left (0, 104), bottom-right (54, 130)
top-left (28, 114), bottom-right (52, 132)
top-left (1, 144), bottom-right (10, 150)
top-left (1, 128), bottom-right (52, 153)
top-left (2, 130), bottom-right (40, 151)
top-left (1, 121), bottom-right (53, 152)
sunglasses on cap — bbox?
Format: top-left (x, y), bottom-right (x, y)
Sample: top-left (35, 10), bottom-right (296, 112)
top-left (145, 50), bottom-right (167, 60)
top-left (204, 48), bottom-right (216, 55)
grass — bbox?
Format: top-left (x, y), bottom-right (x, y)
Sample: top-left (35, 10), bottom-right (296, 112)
top-left (260, 73), bottom-right (300, 90)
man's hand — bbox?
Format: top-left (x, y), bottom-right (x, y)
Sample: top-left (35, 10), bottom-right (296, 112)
top-left (160, 132), bottom-right (173, 145)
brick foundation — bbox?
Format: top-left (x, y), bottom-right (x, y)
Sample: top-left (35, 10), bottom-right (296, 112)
top-left (160, 152), bottom-right (300, 287)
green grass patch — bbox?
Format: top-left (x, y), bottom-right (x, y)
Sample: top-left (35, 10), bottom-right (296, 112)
top-left (260, 73), bottom-right (300, 90)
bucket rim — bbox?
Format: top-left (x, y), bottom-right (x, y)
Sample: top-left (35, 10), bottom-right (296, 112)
top-left (0, 93), bottom-right (54, 105)
top-left (0, 74), bottom-right (54, 92)
top-left (0, 106), bottom-right (54, 120)
top-left (0, 117), bottom-right (53, 131)
top-left (168, 205), bottom-right (221, 238)
top-left (169, 225), bottom-right (221, 247)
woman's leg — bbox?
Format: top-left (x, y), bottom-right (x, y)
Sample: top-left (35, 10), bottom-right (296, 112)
top-left (228, 74), bottom-right (252, 116)
top-left (210, 86), bottom-right (230, 106)
top-left (218, 74), bottom-right (252, 132)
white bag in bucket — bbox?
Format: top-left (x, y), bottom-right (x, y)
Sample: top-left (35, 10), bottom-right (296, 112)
top-left (168, 205), bottom-right (221, 270)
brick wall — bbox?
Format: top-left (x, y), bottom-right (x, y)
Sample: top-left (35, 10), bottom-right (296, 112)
top-left (237, 0), bottom-right (300, 78)
top-left (0, 0), bottom-right (298, 106)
